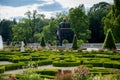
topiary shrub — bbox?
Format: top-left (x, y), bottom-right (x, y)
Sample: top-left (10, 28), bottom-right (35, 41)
top-left (72, 34), bottom-right (78, 50)
top-left (102, 29), bottom-right (116, 50)
top-left (40, 37), bottom-right (46, 47)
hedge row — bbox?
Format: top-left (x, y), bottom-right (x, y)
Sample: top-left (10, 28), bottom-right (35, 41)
top-left (35, 69), bottom-right (58, 76)
top-left (4, 62), bottom-right (25, 71)
top-left (9, 56), bottom-right (31, 63)
top-left (0, 66), bottom-right (5, 73)
top-left (37, 60), bottom-right (52, 66)
top-left (53, 61), bottom-right (81, 67)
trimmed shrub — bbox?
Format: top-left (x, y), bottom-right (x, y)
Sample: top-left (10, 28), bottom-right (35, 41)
top-left (102, 29), bottom-right (116, 50)
top-left (72, 34), bottom-right (78, 50)
top-left (40, 37), bottom-right (46, 47)
top-left (0, 66), bottom-right (5, 73)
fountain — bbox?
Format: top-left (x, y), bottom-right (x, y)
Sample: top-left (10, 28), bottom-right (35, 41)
top-left (0, 35), bottom-right (3, 50)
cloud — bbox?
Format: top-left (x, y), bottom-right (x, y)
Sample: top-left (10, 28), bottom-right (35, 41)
top-left (0, 4), bottom-right (39, 19)
top-left (0, 0), bottom-right (45, 7)
top-left (39, 1), bottom-right (64, 11)
top-left (55, 0), bottom-right (113, 8)
top-left (0, 0), bottom-right (114, 20)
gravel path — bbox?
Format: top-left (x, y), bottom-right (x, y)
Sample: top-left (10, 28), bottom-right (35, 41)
top-left (0, 61), bottom-right (13, 65)
top-left (4, 65), bottom-right (78, 74)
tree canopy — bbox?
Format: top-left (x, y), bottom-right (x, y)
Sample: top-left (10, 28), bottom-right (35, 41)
top-left (69, 5), bottom-right (91, 42)
top-left (88, 2), bottom-right (111, 43)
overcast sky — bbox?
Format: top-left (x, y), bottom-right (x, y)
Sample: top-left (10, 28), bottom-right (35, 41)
top-left (0, 0), bottom-right (114, 20)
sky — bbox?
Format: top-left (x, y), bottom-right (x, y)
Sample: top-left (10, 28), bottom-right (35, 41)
top-left (0, 0), bottom-right (114, 20)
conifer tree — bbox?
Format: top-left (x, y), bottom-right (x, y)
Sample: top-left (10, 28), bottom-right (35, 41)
top-left (72, 34), bottom-right (78, 50)
top-left (40, 37), bottom-right (46, 47)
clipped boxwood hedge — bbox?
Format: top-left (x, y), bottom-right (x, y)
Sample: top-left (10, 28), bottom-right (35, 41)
top-left (5, 62), bottom-right (25, 71)
top-left (103, 62), bottom-right (113, 68)
top-left (37, 60), bottom-right (52, 66)
top-left (36, 69), bottom-right (58, 76)
top-left (0, 66), bottom-right (5, 73)
top-left (53, 61), bottom-right (81, 67)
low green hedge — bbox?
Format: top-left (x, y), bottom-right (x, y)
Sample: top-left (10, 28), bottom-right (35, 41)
top-left (0, 56), bottom-right (10, 61)
top-left (36, 69), bottom-right (58, 76)
top-left (0, 66), bottom-right (5, 73)
top-left (103, 62), bottom-right (113, 68)
top-left (5, 62), bottom-right (25, 71)
top-left (53, 61), bottom-right (81, 67)
top-left (91, 62), bottom-right (103, 67)
top-left (110, 56), bottom-right (120, 60)
top-left (9, 56), bottom-right (31, 63)
top-left (37, 60), bottom-right (52, 66)
top-left (31, 57), bottom-right (47, 61)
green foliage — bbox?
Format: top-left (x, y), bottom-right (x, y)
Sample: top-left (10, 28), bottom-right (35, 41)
top-left (40, 37), bottom-right (46, 47)
top-left (72, 34), bottom-right (78, 50)
top-left (77, 40), bottom-right (84, 47)
top-left (12, 10), bottom-right (49, 43)
top-left (63, 39), bottom-right (68, 44)
top-left (42, 19), bottom-right (57, 42)
top-left (69, 5), bottom-right (91, 42)
top-left (102, 29), bottom-right (116, 50)
top-left (0, 19), bottom-right (14, 41)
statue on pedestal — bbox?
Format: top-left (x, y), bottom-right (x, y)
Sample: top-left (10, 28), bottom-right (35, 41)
top-left (20, 41), bottom-right (25, 52)
top-left (56, 17), bottom-right (74, 46)
top-left (0, 35), bottom-right (3, 50)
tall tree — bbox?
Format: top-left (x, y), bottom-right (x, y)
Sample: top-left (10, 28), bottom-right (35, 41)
top-left (69, 5), bottom-right (91, 42)
top-left (42, 18), bottom-right (57, 42)
top-left (0, 19), bottom-right (13, 41)
top-left (103, 0), bottom-right (120, 42)
top-left (12, 10), bottom-right (49, 43)
top-left (88, 2), bottom-right (111, 43)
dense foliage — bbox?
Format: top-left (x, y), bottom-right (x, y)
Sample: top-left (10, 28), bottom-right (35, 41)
top-left (69, 5), bottom-right (91, 42)
top-left (88, 2), bottom-right (111, 43)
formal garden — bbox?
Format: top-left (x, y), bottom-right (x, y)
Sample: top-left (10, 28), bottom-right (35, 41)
top-left (0, 46), bottom-right (120, 80)
top-left (0, 0), bottom-right (120, 80)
